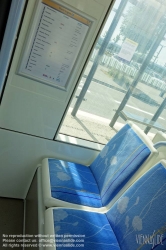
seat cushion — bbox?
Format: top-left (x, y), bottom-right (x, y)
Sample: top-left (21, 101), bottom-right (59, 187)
top-left (48, 159), bottom-right (102, 208)
top-left (90, 123), bottom-right (151, 206)
top-left (45, 208), bottom-right (121, 250)
top-left (106, 161), bottom-right (166, 250)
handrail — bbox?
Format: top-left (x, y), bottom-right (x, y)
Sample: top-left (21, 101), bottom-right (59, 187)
top-left (154, 141), bottom-right (166, 149)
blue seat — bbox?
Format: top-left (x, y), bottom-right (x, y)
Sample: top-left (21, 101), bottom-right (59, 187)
top-left (41, 122), bottom-right (156, 208)
top-left (46, 208), bottom-right (120, 250)
top-left (48, 159), bottom-right (102, 208)
top-left (44, 160), bottom-right (166, 250)
top-left (107, 160), bottom-right (166, 249)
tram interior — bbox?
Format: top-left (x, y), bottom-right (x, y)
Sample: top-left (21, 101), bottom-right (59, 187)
top-left (0, 0), bottom-right (166, 249)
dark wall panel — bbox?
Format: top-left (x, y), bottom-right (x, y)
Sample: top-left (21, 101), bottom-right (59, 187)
top-left (0, 197), bottom-right (24, 250)
top-left (0, 0), bottom-right (12, 50)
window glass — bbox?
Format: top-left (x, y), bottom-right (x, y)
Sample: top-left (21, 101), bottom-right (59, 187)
top-left (59, 0), bottom-right (166, 144)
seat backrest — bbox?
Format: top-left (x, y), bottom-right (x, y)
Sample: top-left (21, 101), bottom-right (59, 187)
top-left (152, 131), bottom-right (166, 144)
top-left (106, 160), bottom-right (166, 250)
top-left (90, 122), bottom-right (157, 206)
top-left (152, 131), bottom-right (166, 168)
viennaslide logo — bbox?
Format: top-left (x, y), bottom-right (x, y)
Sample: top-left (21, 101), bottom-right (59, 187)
top-left (136, 230), bottom-right (164, 249)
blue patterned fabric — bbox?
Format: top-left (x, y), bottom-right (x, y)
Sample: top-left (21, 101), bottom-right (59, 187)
top-left (53, 209), bottom-right (120, 250)
top-left (90, 124), bottom-right (151, 206)
top-left (106, 162), bottom-right (166, 250)
top-left (48, 159), bottom-right (102, 207)
top-left (48, 123), bottom-right (152, 207)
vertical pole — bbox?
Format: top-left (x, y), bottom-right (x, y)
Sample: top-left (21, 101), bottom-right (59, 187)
top-left (71, 0), bottom-right (128, 116)
top-left (109, 19), bottom-right (166, 127)
top-left (144, 98), bottom-right (166, 134)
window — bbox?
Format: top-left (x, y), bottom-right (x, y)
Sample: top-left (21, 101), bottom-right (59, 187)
top-left (58, 0), bottom-right (166, 145)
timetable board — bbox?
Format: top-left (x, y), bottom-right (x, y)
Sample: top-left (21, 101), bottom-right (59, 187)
top-left (19, 0), bottom-right (91, 90)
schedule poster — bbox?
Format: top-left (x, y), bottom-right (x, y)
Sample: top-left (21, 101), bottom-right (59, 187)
top-left (19, 0), bottom-right (91, 89)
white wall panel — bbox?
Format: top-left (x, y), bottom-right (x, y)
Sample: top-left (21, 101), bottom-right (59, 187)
top-left (0, 0), bottom-right (113, 139)
top-left (0, 128), bottom-right (99, 199)
top-left (0, 85), bottom-right (65, 139)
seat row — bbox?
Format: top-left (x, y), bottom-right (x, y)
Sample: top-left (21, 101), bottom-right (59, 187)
top-left (37, 121), bottom-right (166, 249)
